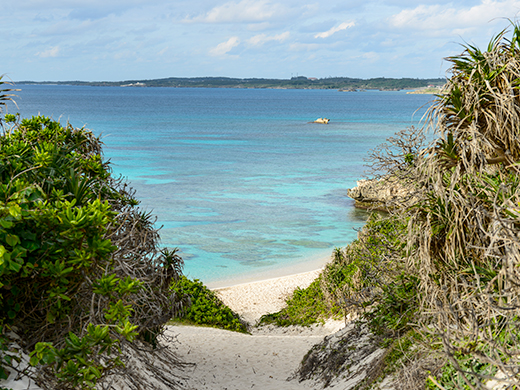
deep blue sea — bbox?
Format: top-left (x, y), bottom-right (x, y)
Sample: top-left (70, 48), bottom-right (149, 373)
top-left (5, 85), bottom-right (434, 286)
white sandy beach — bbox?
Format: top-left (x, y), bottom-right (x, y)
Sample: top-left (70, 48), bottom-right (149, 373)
top-left (214, 268), bottom-right (323, 323)
top-left (169, 268), bottom-right (346, 390)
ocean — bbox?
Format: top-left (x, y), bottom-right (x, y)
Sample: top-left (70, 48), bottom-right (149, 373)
top-left (5, 85), bottom-right (434, 286)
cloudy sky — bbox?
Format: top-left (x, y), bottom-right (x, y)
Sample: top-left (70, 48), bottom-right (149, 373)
top-left (3, 0), bottom-right (520, 81)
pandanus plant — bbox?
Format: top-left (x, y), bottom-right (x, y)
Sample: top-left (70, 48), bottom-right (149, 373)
top-left (406, 22), bottom-right (520, 387)
top-left (0, 75), bottom-right (18, 116)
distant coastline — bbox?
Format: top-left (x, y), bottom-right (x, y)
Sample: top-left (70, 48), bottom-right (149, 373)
top-left (16, 75), bottom-right (446, 92)
top-left (406, 85), bottom-right (444, 94)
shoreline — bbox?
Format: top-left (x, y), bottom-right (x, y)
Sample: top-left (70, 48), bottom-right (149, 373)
top-left (212, 268), bottom-right (324, 290)
top-left (213, 268), bottom-right (326, 325)
top-left (204, 252), bottom-right (332, 289)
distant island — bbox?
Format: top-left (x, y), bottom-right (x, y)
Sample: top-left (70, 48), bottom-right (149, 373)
top-left (17, 76), bottom-right (445, 91)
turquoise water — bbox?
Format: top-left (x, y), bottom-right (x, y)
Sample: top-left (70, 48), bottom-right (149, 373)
top-left (6, 86), bottom-right (434, 286)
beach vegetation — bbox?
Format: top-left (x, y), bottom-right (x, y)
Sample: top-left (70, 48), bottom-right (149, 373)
top-left (170, 276), bottom-right (248, 333)
top-left (259, 277), bottom-right (331, 326)
top-left (404, 22), bottom-right (520, 388)
top-left (0, 75), bottom-right (18, 116)
top-left (0, 114), bottom-right (187, 388)
top-left (426, 355), bottom-right (499, 390)
top-left (260, 213), bottom-right (414, 331)
top-left (288, 22), bottom-right (520, 388)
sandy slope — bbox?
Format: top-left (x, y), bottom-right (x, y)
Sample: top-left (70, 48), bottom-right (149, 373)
top-left (168, 269), bottom-right (345, 390)
top-left (169, 326), bottom-right (323, 390)
top-left (214, 269), bottom-right (323, 324)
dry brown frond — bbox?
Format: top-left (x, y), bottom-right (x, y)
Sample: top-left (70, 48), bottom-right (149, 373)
top-left (404, 23), bottom-right (520, 387)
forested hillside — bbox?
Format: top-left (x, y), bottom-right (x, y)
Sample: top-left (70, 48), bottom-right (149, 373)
top-left (18, 76), bottom-right (445, 91)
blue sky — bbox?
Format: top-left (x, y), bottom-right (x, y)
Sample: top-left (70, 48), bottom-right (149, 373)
top-left (3, 0), bottom-right (520, 81)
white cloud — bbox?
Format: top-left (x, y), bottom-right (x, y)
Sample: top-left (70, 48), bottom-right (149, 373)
top-left (390, 0), bottom-right (520, 31)
top-left (209, 37), bottom-right (240, 56)
top-left (158, 46), bottom-right (169, 56)
top-left (315, 21), bottom-right (355, 39)
top-left (248, 31), bottom-right (289, 46)
top-left (361, 51), bottom-right (380, 62)
top-left (7, 0), bottom-right (506, 80)
top-left (186, 0), bottom-right (286, 23)
top-left (289, 42), bottom-right (321, 51)
top-left (36, 46), bottom-right (60, 58)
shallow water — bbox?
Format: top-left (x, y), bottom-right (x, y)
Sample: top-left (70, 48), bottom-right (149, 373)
top-left (6, 85), bottom-right (434, 285)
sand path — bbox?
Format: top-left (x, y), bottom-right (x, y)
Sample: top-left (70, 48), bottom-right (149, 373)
top-left (168, 269), bottom-right (345, 390)
top-left (169, 326), bottom-right (323, 389)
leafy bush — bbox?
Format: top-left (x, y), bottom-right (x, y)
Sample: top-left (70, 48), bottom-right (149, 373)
top-left (363, 273), bottom-right (419, 337)
top-left (171, 276), bottom-right (247, 333)
top-left (259, 278), bottom-right (330, 326)
top-left (427, 354), bottom-right (498, 390)
top-left (366, 24), bottom-right (520, 387)
top-left (404, 24), bottom-right (520, 387)
top-left (0, 115), bottom-right (185, 388)
top-left (380, 330), bottom-right (418, 377)
top-left (259, 213), bottom-right (413, 328)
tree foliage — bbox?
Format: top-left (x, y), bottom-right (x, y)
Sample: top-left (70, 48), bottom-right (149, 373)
top-left (365, 23), bottom-right (520, 387)
top-left (408, 22), bottom-right (520, 388)
top-left (19, 76), bottom-right (445, 91)
top-left (0, 114), bottom-right (186, 388)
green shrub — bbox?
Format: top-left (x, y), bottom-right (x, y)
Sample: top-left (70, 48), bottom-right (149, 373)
top-left (259, 213), bottom-right (411, 328)
top-left (380, 330), bottom-right (418, 377)
top-left (0, 115), bottom-right (185, 388)
top-left (171, 276), bottom-right (247, 333)
top-left (363, 272), bottom-right (419, 336)
top-left (259, 278), bottom-right (332, 326)
top-left (427, 354), bottom-right (498, 390)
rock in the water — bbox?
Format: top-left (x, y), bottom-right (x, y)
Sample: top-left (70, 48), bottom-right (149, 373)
top-left (314, 118), bottom-right (330, 124)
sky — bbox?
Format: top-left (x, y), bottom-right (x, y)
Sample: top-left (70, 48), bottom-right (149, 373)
top-left (3, 0), bottom-right (520, 81)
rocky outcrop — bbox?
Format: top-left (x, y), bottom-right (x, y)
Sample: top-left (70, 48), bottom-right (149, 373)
top-left (314, 118), bottom-right (330, 124)
top-left (294, 322), bottom-right (393, 389)
top-left (347, 176), bottom-right (413, 211)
